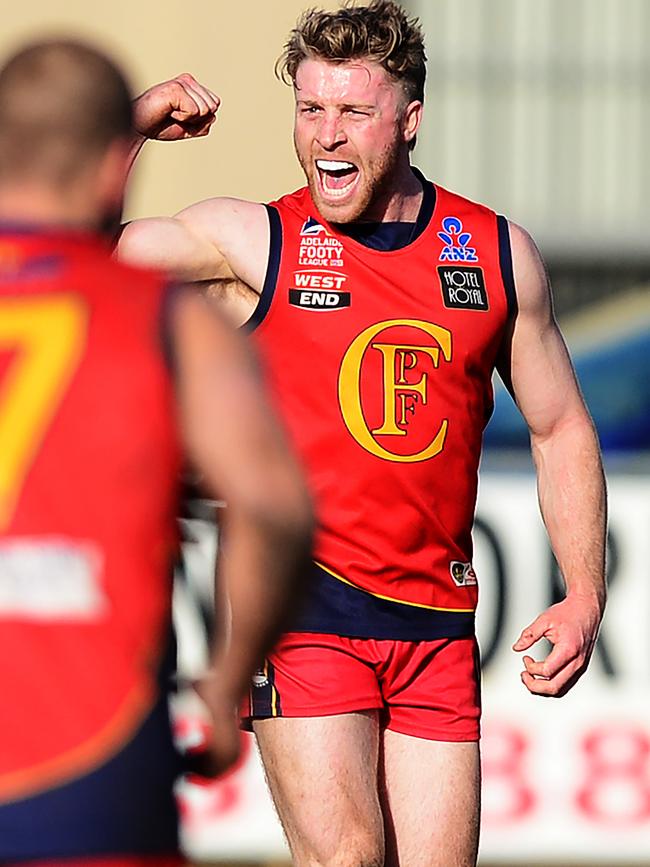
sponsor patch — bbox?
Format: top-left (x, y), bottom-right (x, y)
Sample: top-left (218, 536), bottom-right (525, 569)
top-left (437, 216), bottom-right (478, 262)
top-left (298, 217), bottom-right (344, 268)
top-left (289, 289), bottom-right (350, 310)
top-left (292, 269), bottom-right (347, 291)
top-left (449, 560), bottom-right (477, 587)
top-left (438, 266), bottom-right (488, 311)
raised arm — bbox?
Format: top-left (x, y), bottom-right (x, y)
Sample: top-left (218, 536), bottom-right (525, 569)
top-left (129, 73), bottom-right (220, 167)
top-left (171, 289), bottom-right (313, 768)
top-left (498, 222), bottom-right (607, 698)
top-left (119, 74), bottom-right (269, 325)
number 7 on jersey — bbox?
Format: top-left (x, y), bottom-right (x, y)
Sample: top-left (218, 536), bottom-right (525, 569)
top-left (0, 295), bottom-right (87, 530)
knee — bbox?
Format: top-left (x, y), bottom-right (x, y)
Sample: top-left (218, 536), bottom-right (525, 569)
top-left (304, 834), bottom-right (384, 867)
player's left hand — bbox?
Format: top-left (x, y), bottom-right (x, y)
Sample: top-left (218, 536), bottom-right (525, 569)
top-left (512, 592), bottom-right (604, 697)
top-left (132, 73), bottom-right (219, 142)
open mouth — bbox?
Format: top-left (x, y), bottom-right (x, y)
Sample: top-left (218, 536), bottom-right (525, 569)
top-left (315, 159), bottom-right (360, 200)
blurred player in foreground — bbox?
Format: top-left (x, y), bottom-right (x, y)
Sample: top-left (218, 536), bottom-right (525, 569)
top-left (0, 39), bottom-right (312, 867)
top-left (120, 2), bottom-right (607, 864)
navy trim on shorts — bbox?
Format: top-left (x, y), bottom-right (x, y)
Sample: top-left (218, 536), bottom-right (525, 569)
top-left (497, 214), bottom-right (517, 318)
top-left (249, 659), bottom-right (282, 719)
top-left (244, 204), bottom-right (282, 332)
top-left (291, 563), bottom-right (475, 641)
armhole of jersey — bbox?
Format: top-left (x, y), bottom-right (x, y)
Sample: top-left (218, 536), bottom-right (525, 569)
top-left (107, 219), bottom-right (130, 252)
top-left (244, 204), bottom-right (282, 333)
top-left (497, 214), bottom-right (518, 319)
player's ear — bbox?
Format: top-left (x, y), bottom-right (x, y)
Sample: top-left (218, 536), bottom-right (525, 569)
top-left (402, 100), bottom-right (423, 147)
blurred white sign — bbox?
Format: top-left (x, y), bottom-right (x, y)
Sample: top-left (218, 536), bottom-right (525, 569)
top-left (174, 473), bottom-right (650, 864)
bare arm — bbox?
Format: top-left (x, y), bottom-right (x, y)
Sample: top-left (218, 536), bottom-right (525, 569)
top-left (118, 74), bottom-right (268, 324)
top-left (498, 223), bottom-right (607, 697)
top-left (171, 289), bottom-right (313, 764)
top-left (119, 200), bottom-right (268, 326)
top-left (128, 73), bottom-right (220, 167)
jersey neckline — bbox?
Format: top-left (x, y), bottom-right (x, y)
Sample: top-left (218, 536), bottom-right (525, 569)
top-left (311, 166), bottom-right (438, 259)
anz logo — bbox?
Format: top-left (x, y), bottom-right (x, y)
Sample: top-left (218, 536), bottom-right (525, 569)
top-left (438, 217), bottom-right (478, 263)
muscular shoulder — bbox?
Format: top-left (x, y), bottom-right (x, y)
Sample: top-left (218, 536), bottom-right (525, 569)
top-left (175, 196), bottom-right (266, 242)
top-left (174, 196), bottom-right (269, 285)
top-left (508, 220), bottom-right (553, 319)
top-left (120, 197), bottom-right (269, 294)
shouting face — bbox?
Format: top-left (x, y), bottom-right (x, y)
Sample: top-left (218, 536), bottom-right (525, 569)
top-left (293, 58), bottom-right (421, 224)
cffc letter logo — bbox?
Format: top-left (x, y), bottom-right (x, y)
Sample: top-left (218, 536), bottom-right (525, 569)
top-left (289, 270), bottom-right (350, 310)
top-left (338, 318), bottom-right (452, 462)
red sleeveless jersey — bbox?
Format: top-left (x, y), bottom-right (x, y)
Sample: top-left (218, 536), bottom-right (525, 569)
top-left (251, 178), bottom-right (515, 638)
top-left (0, 230), bottom-right (182, 801)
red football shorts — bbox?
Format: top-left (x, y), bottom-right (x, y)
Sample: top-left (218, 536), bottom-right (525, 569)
top-left (243, 632), bottom-right (481, 742)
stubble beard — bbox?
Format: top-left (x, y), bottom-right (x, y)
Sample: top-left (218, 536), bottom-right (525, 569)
top-left (296, 133), bottom-right (403, 225)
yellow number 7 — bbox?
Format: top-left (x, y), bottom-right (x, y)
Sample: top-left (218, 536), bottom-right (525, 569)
top-left (0, 295), bottom-right (87, 530)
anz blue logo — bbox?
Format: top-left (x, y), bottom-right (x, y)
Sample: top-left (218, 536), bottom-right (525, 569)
top-left (437, 217), bottom-right (478, 263)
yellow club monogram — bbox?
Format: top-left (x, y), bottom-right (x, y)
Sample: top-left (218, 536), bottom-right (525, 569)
top-left (338, 319), bottom-right (452, 462)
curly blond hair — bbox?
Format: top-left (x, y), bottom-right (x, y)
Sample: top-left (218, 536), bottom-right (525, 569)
top-left (277, 0), bottom-right (426, 104)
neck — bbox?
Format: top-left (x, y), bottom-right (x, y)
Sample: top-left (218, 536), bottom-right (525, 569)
top-left (364, 158), bottom-right (423, 223)
top-left (0, 183), bottom-right (101, 231)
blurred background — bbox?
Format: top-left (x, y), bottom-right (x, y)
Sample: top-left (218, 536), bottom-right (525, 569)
top-left (3, 1), bottom-right (649, 864)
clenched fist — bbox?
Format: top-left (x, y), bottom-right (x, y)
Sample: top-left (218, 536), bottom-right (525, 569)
top-left (132, 73), bottom-right (219, 141)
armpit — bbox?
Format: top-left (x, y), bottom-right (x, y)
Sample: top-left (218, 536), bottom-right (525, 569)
top-left (201, 278), bottom-right (259, 328)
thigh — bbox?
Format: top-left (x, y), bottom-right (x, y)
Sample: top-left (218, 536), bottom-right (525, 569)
top-left (254, 712), bottom-right (384, 867)
top-left (380, 730), bottom-right (481, 867)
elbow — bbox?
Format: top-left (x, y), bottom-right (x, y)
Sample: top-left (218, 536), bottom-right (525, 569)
top-left (530, 405), bottom-right (600, 453)
top-left (233, 475), bottom-right (315, 555)
top-left (261, 483), bottom-right (315, 551)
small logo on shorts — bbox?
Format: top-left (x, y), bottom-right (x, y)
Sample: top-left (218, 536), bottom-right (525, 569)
top-left (252, 668), bottom-right (269, 688)
top-left (450, 561), bottom-right (477, 587)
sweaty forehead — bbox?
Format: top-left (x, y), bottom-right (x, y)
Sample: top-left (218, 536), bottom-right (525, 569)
top-left (295, 58), bottom-right (396, 105)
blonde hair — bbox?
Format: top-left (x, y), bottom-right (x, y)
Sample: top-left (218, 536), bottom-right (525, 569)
top-left (277, 0), bottom-right (426, 104)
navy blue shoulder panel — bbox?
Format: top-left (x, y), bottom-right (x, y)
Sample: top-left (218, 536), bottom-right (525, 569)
top-left (245, 204), bottom-right (282, 332)
top-left (497, 215), bottom-right (517, 318)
